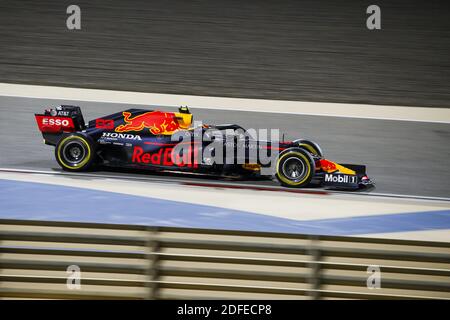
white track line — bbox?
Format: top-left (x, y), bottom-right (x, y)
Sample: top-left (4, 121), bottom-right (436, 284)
top-left (1, 83), bottom-right (449, 123)
top-left (1, 167), bottom-right (449, 203)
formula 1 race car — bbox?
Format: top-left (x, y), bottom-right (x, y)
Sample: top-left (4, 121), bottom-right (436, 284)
top-left (35, 105), bottom-right (374, 190)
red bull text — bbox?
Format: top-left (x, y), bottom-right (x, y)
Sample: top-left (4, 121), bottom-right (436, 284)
top-left (132, 146), bottom-right (199, 168)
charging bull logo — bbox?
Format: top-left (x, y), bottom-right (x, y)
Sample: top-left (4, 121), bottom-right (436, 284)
top-left (115, 111), bottom-right (181, 135)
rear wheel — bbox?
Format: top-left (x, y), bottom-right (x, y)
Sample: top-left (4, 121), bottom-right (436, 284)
top-left (275, 148), bottom-right (315, 187)
top-left (293, 139), bottom-right (323, 158)
top-left (55, 134), bottom-right (96, 171)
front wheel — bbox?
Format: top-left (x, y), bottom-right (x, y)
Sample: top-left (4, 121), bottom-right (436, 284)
top-left (275, 148), bottom-right (315, 187)
top-left (55, 133), bottom-right (96, 171)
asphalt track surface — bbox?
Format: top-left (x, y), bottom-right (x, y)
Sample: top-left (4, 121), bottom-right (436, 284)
top-left (0, 96), bottom-right (449, 198)
top-left (1, 0), bottom-right (450, 107)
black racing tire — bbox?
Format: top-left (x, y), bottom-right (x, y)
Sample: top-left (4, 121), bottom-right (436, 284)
top-left (293, 139), bottom-right (324, 158)
top-left (275, 147), bottom-right (315, 188)
top-left (55, 133), bottom-right (96, 171)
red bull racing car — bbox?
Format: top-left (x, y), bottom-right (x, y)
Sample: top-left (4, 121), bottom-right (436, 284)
top-left (35, 105), bottom-right (374, 190)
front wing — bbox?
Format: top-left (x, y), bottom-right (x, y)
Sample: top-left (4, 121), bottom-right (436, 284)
top-left (315, 160), bottom-right (374, 190)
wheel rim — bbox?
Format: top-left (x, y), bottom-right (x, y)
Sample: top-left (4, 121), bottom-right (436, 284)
top-left (62, 141), bottom-right (86, 166)
top-left (281, 157), bottom-right (307, 182)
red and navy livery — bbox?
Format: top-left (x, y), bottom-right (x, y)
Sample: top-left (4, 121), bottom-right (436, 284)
top-left (35, 105), bottom-right (374, 190)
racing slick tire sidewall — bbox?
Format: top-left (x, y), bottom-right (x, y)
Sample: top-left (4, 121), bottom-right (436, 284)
top-left (293, 139), bottom-right (323, 158)
top-left (275, 148), bottom-right (315, 188)
top-left (55, 133), bottom-right (96, 171)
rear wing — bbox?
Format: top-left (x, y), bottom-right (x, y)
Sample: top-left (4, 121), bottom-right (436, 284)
top-left (35, 105), bottom-right (86, 145)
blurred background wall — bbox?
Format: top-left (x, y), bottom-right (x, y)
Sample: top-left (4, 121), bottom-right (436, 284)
top-left (0, 0), bottom-right (449, 107)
